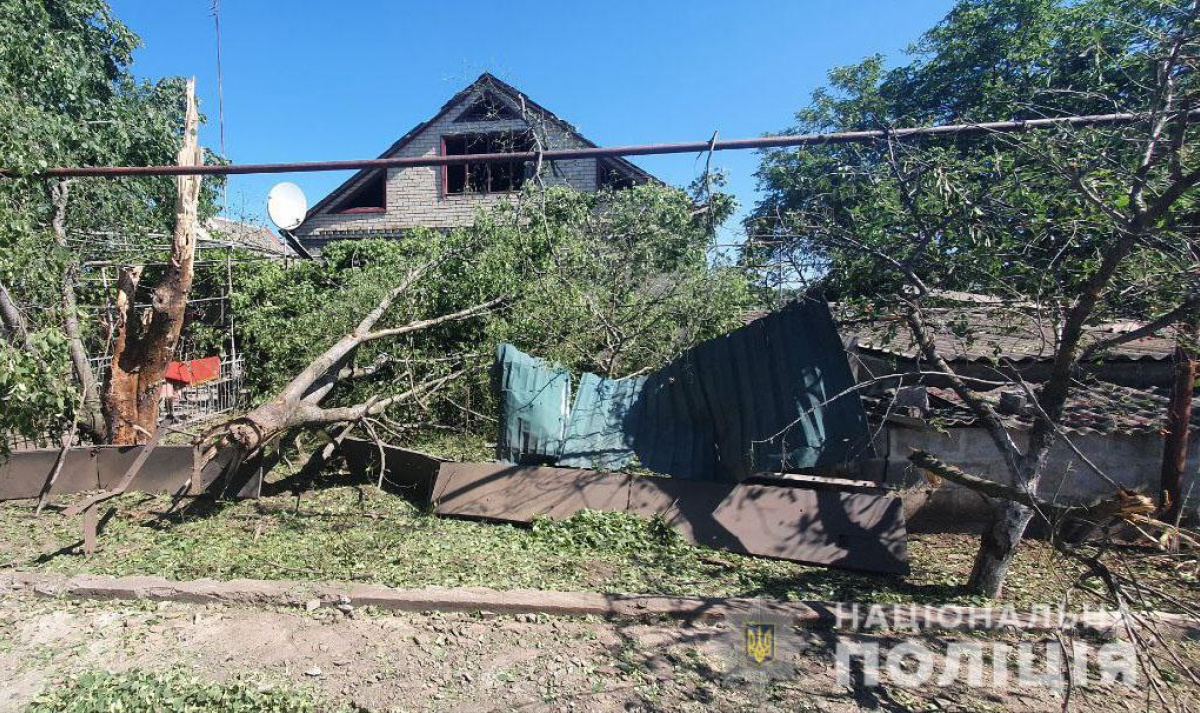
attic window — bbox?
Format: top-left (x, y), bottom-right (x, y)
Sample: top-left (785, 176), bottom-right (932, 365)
top-left (443, 132), bottom-right (534, 194)
top-left (333, 172), bottom-right (385, 214)
top-left (455, 91), bottom-right (521, 122)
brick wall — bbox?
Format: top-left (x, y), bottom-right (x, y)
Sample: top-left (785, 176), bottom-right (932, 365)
top-left (295, 90), bottom-right (600, 251)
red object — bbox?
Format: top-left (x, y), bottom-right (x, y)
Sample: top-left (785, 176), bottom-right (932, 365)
top-left (165, 356), bottom-right (221, 386)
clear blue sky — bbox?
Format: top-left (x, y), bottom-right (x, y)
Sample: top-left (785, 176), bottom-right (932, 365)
top-left (109, 0), bottom-right (957, 237)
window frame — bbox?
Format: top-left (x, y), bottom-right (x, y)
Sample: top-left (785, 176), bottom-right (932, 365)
top-left (441, 131), bottom-right (532, 197)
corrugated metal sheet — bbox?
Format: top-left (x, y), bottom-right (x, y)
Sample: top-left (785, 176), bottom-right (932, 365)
top-left (493, 343), bottom-right (572, 464)
top-left (498, 297), bottom-right (872, 481)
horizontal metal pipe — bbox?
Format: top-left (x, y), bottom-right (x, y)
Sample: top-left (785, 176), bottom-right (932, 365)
top-left (1, 109), bottom-right (1194, 179)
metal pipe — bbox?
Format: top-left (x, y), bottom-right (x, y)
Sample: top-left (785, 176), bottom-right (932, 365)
top-left (2, 109), bottom-right (1195, 179)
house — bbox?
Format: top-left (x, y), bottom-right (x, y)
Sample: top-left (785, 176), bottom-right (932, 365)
top-left (292, 73), bottom-right (656, 255)
top-left (828, 303), bottom-right (1195, 531)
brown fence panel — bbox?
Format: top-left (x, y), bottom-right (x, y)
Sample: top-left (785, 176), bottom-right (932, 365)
top-left (431, 462), bottom-right (909, 575)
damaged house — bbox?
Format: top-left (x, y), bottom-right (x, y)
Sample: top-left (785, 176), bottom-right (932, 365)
top-left (837, 303), bottom-right (1199, 529)
top-left (292, 73), bottom-right (656, 254)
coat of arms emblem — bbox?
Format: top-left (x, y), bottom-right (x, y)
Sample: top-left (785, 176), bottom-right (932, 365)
top-left (743, 622), bottom-right (776, 665)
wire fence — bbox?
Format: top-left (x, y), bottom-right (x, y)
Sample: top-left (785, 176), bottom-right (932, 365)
top-left (5, 354), bottom-right (245, 452)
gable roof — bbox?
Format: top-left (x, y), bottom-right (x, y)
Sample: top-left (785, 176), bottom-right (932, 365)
top-left (302, 73), bottom-right (657, 222)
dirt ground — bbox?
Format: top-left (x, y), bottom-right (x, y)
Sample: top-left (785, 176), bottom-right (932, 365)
top-left (1, 590), bottom-right (1190, 713)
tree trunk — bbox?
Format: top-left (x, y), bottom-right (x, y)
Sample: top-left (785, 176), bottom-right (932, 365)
top-left (48, 181), bottom-right (106, 441)
top-left (1160, 337), bottom-right (1196, 523)
top-left (967, 500), bottom-right (1035, 597)
top-left (193, 266), bottom-right (501, 475)
top-left (104, 79), bottom-right (202, 445)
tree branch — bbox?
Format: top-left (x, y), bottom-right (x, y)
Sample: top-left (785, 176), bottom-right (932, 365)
top-left (1079, 294), bottom-right (1200, 361)
top-left (908, 450), bottom-right (1155, 523)
top-left (362, 296), bottom-right (506, 342)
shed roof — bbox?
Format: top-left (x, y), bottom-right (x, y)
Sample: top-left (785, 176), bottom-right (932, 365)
top-left (841, 308), bottom-right (1176, 364)
top-left (865, 380), bottom-right (1195, 436)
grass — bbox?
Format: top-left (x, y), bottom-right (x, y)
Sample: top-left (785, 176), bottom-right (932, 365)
top-left (24, 669), bottom-right (339, 713)
top-left (3, 477), bottom-right (1174, 609)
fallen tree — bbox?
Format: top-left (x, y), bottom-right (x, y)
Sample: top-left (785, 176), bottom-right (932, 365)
top-left (193, 256), bottom-right (505, 477)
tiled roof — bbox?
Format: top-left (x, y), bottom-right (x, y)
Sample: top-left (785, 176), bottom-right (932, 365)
top-left (205, 217), bottom-right (294, 256)
top-left (842, 308), bottom-right (1176, 363)
top-left (866, 381), bottom-right (1195, 436)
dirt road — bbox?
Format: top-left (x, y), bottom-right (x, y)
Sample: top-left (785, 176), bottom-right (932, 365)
top-left (0, 591), bottom-right (1176, 712)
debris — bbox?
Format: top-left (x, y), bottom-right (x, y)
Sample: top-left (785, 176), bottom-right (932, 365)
top-left (494, 298), bottom-right (871, 480)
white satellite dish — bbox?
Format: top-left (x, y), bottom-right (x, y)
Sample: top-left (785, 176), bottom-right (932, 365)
top-left (267, 182), bottom-right (307, 231)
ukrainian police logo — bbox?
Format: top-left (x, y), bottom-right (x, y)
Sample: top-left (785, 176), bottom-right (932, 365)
top-left (744, 622), bottom-right (775, 665)
top-left (723, 604), bottom-right (803, 682)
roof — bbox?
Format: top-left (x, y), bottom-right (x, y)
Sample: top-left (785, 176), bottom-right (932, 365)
top-left (204, 217), bottom-right (294, 256)
top-left (301, 73), bottom-right (657, 222)
top-left (842, 307), bottom-right (1176, 364)
top-left (865, 381), bottom-right (1196, 437)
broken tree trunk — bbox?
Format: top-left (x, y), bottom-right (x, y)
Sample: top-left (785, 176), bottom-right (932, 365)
top-left (104, 79), bottom-right (202, 445)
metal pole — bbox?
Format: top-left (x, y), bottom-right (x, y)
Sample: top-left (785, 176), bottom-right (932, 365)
top-left (2, 109), bottom-right (1196, 179)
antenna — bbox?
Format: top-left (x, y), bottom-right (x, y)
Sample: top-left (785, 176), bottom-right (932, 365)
top-left (267, 182), bottom-right (307, 230)
top-left (266, 182), bottom-right (313, 259)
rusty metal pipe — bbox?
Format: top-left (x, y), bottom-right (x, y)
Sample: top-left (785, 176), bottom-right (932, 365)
top-left (1, 109), bottom-right (1196, 179)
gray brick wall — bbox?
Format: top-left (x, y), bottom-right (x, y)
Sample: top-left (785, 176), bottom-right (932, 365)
top-left (295, 89), bottom-right (601, 246)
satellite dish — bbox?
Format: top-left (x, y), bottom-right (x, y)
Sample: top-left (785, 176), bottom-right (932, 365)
top-left (267, 182), bottom-right (307, 231)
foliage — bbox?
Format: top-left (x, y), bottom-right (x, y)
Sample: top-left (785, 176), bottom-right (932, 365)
top-left (750, 0), bottom-right (1198, 322)
top-left (750, 0), bottom-right (1200, 597)
top-left (25, 669), bottom-right (336, 713)
top-left (229, 183), bottom-right (752, 438)
top-left (0, 330), bottom-right (74, 452)
top-left (531, 508), bottom-right (685, 554)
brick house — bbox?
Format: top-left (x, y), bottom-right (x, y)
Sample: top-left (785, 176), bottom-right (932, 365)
top-left (292, 73), bottom-right (655, 254)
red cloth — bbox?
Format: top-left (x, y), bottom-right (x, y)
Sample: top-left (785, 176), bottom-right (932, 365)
top-left (165, 356), bottom-right (221, 386)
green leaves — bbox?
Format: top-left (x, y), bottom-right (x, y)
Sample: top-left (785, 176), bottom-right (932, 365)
top-left (0, 328), bottom-right (75, 453)
top-left (751, 0), bottom-right (1198, 320)
top-left (230, 183), bottom-right (751, 437)
top-left (27, 669), bottom-right (339, 713)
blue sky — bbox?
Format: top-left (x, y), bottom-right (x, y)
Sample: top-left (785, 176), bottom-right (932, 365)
top-left (109, 1), bottom-right (956, 238)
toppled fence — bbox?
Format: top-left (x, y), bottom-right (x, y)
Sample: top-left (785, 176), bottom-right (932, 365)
top-left (342, 438), bottom-right (910, 576)
top-left (0, 444), bottom-right (261, 501)
top-left (495, 298), bottom-right (873, 480)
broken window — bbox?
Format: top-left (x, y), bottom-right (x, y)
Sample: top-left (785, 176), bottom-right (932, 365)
top-left (333, 171), bottom-right (386, 213)
top-left (443, 132), bottom-right (534, 194)
top-left (454, 91), bottom-right (521, 122)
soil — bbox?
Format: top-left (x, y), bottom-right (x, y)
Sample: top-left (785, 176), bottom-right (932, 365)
top-left (2, 591), bottom-right (1192, 712)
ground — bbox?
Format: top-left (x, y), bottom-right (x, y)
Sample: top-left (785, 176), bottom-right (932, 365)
top-left (0, 483), bottom-right (1197, 711)
top-left (3, 592), bottom-right (1193, 713)
top-left (0, 485), bottom-right (1194, 611)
